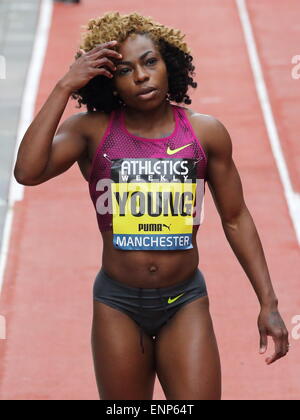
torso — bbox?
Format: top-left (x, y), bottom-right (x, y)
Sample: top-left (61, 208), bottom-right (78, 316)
top-left (76, 104), bottom-right (209, 288)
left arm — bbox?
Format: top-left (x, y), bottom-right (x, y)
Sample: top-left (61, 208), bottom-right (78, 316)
top-left (200, 115), bottom-right (289, 364)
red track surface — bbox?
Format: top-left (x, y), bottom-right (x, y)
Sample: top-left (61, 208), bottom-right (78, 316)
top-left (0, 0), bottom-right (299, 400)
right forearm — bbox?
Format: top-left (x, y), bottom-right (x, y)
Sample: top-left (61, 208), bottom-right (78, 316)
top-left (14, 79), bottom-right (72, 182)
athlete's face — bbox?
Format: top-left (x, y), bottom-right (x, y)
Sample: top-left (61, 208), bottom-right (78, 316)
top-left (112, 34), bottom-right (169, 110)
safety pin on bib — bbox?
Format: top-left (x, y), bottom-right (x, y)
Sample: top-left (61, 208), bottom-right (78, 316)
top-left (193, 156), bottom-right (203, 166)
top-left (103, 153), bottom-right (113, 162)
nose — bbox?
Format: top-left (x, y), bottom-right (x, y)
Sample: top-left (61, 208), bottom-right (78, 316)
top-left (134, 65), bottom-right (149, 84)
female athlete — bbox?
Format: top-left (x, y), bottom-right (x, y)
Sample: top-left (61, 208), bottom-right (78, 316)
top-left (14, 11), bottom-right (289, 400)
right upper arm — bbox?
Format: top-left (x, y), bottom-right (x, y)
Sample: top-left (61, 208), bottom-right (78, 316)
top-left (18, 113), bottom-right (88, 186)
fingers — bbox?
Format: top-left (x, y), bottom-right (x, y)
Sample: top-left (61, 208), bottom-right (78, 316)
top-left (89, 49), bottom-right (121, 72)
top-left (259, 329), bottom-right (268, 354)
top-left (92, 57), bottom-right (116, 73)
top-left (92, 67), bottom-right (115, 79)
top-left (89, 56), bottom-right (117, 78)
top-left (89, 48), bottom-right (122, 64)
top-left (265, 329), bottom-right (289, 365)
top-left (83, 40), bottom-right (119, 57)
top-left (76, 43), bottom-right (122, 79)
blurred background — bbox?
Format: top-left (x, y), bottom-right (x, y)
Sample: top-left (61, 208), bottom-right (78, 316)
top-left (0, 0), bottom-right (299, 400)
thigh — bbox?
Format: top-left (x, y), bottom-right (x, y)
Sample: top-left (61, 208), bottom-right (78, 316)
top-left (91, 300), bottom-right (156, 400)
top-left (154, 296), bottom-right (222, 400)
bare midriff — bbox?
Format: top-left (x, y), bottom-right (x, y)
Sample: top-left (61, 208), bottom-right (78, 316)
top-left (100, 227), bottom-right (200, 289)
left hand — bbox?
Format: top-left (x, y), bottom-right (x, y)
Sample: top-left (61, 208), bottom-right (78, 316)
top-left (257, 306), bottom-right (289, 365)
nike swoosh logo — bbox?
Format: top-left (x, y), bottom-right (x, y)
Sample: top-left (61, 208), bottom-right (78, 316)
top-left (166, 143), bottom-right (193, 155)
top-left (168, 293), bottom-right (185, 304)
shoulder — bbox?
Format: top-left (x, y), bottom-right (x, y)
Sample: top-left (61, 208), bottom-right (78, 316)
top-left (61, 110), bottom-right (111, 135)
top-left (179, 106), bottom-right (232, 158)
top-left (59, 111), bottom-right (111, 140)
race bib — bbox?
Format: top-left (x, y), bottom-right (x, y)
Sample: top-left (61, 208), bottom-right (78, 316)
top-left (111, 158), bottom-right (198, 251)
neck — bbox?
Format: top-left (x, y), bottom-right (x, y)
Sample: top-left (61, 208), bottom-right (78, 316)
top-left (123, 101), bottom-right (172, 130)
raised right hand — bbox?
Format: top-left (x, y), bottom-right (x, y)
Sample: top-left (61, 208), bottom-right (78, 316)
top-left (59, 40), bottom-right (122, 92)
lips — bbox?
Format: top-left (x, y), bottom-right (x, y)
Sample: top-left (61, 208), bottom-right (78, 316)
top-left (136, 87), bottom-right (156, 96)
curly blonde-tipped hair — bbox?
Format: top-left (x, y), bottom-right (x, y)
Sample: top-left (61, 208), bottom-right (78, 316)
top-left (79, 11), bottom-right (191, 55)
top-left (71, 11), bottom-right (197, 113)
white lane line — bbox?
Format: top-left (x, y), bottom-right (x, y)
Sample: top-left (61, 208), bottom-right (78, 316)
top-left (0, 0), bottom-right (53, 295)
top-left (236, 0), bottom-right (300, 246)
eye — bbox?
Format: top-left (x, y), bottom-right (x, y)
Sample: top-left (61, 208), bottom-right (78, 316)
top-left (146, 58), bottom-right (157, 65)
top-left (118, 68), bottom-right (130, 75)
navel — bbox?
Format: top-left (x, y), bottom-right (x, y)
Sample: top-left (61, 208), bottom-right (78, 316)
top-left (148, 265), bottom-right (158, 273)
